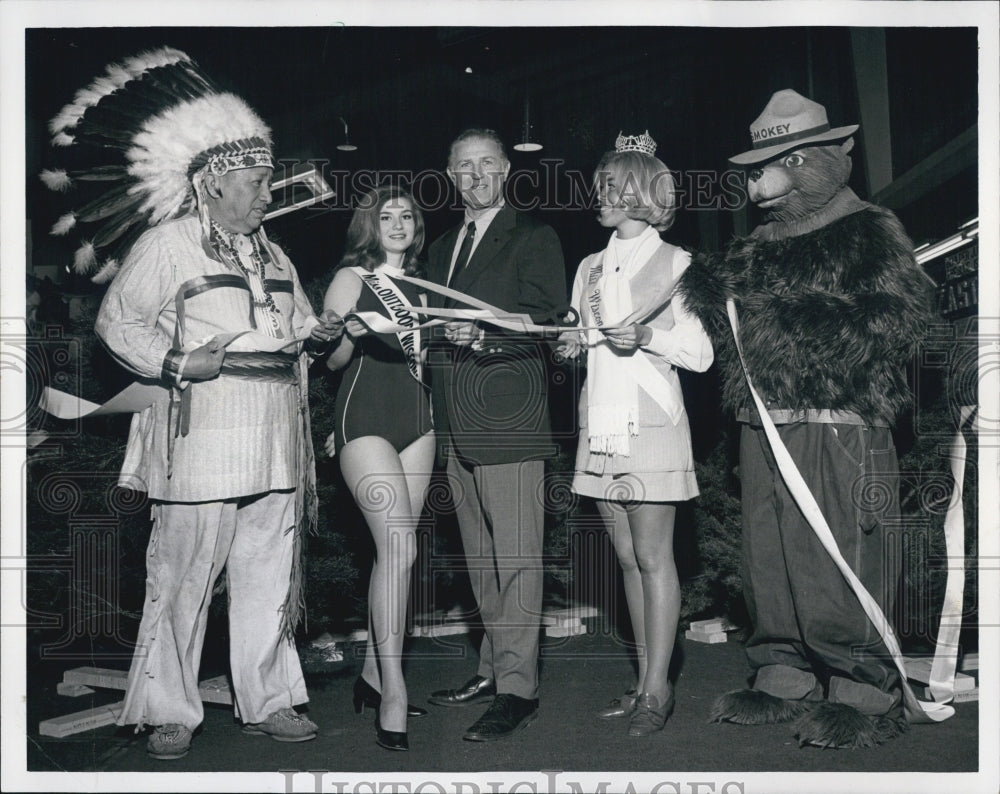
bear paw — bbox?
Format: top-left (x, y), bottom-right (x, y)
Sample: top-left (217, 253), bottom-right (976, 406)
top-left (709, 689), bottom-right (815, 725)
top-left (793, 701), bottom-right (907, 749)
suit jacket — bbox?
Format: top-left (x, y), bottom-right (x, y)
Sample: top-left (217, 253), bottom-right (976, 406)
top-left (426, 206), bottom-right (566, 465)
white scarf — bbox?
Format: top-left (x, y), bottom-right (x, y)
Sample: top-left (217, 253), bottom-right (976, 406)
top-left (584, 225), bottom-right (664, 456)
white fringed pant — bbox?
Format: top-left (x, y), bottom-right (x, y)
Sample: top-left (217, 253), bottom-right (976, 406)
top-left (117, 490), bottom-right (308, 730)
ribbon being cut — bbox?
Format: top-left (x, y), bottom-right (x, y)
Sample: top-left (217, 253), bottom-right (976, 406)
top-left (345, 268), bottom-right (671, 341)
top-left (346, 272), bottom-right (580, 335)
top-left (39, 322), bottom-right (317, 421)
top-left (40, 268), bottom-right (670, 423)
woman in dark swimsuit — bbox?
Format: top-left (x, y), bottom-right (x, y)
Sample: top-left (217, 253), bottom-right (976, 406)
top-left (323, 185), bottom-right (433, 751)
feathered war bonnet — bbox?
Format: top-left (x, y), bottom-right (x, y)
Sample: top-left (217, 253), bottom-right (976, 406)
top-left (41, 47), bottom-right (274, 283)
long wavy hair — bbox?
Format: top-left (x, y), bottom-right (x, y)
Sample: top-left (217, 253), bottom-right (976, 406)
top-left (340, 185), bottom-right (426, 276)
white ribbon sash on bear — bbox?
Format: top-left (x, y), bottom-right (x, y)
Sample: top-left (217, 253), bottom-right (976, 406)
top-left (726, 299), bottom-right (956, 724)
top-left (351, 265), bottom-right (422, 383)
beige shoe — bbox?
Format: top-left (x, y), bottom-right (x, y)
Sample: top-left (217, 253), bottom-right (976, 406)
top-left (147, 723), bottom-right (193, 759)
top-left (242, 707), bottom-right (318, 742)
top-left (628, 691), bottom-right (676, 737)
top-left (597, 688), bottom-right (638, 719)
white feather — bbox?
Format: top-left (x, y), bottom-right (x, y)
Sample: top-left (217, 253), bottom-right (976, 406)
top-left (50, 48), bottom-right (194, 137)
top-left (50, 212), bottom-right (77, 235)
top-left (90, 76), bottom-right (119, 98)
top-left (90, 259), bottom-right (120, 284)
top-left (74, 85), bottom-right (105, 109)
top-left (127, 93), bottom-right (271, 223)
top-left (40, 169), bottom-right (73, 192)
top-left (105, 63), bottom-right (132, 88)
top-left (73, 241), bottom-right (97, 273)
top-left (53, 131), bottom-right (75, 147)
top-left (49, 104), bottom-right (84, 135)
top-left (122, 47), bottom-right (190, 78)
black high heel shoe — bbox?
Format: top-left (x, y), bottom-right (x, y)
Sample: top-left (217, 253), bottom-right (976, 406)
top-left (353, 677), bottom-right (428, 717)
top-left (374, 714), bottom-right (409, 751)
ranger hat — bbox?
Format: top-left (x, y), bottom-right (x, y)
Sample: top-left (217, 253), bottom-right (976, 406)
top-left (729, 89), bottom-right (858, 166)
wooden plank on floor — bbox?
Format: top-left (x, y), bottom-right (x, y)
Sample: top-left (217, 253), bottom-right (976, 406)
top-left (61, 667), bottom-right (233, 704)
top-left (39, 701), bottom-right (123, 738)
top-left (685, 629), bottom-right (727, 644)
top-left (63, 667), bottom-right (128, 690)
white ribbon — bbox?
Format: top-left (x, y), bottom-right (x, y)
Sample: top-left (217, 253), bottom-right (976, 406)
top-left (726, 299), bottom-right (953, 724)
top-left (38, 321), bottom-right (319, 420)
top-left (928, 404), bottom-right (974, 702)
top-left (39, 382), bottom-right (168, 420)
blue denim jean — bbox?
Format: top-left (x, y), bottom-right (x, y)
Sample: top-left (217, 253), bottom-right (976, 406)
top-left (739, 420), bottom-right (904, 715)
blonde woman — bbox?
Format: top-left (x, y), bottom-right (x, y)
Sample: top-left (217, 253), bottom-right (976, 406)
top-left (558, 133), bottom-right (713, 736)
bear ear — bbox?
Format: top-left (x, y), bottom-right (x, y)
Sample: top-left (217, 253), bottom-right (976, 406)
top-left (840, 138), bottom-right (855, 155)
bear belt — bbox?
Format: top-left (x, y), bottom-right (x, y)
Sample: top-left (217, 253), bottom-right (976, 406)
top-left (737, 406), bottom-right (888, 428)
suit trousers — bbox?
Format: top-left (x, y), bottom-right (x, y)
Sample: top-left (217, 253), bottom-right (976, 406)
top-left (740, 421), bottom-right (904, 714)
top-left (118, 490), bottom-right (308, 730)
top-left (447, 451), bottom-right (545, 700)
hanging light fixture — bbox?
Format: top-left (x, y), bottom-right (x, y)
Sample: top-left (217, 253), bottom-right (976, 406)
top-left (513, 90), bottom-right (542, 152)
top-left (337, 117), bottom-right (357, 152)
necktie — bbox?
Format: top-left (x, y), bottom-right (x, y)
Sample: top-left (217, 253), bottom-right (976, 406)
top-left (449, 221), bottom-right (476, 287)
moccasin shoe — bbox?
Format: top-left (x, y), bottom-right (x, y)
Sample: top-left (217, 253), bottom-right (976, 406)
top-left (147, 723), bottom-right (193, 759)
top-left (242, 707), bottom-right (318, 742)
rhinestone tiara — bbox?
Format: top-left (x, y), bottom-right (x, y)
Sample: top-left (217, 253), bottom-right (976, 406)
top-left (615, 130), bottom-right (657, 156)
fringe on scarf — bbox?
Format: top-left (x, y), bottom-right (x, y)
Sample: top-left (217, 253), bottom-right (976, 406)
top-left (588, 404), bottom-right (638, 457)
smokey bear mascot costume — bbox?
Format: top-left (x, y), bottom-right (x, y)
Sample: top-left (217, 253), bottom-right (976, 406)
top-left (679, 90), bottom-right (936, 749)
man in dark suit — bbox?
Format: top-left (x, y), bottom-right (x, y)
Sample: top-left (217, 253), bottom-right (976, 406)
top-left (425, 128), bottom-right (566, 741)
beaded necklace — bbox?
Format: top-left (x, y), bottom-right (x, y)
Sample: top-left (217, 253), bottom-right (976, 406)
top-left (210, 220), bottom-right (282, 337)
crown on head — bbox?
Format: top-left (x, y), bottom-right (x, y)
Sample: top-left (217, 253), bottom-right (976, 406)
top-left (615, 130), bottom-right (657, 156)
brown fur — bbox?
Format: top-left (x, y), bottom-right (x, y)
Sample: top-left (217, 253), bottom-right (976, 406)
top-left (793, 702), bottom-right (907, 749)
top-left (709, 689), bottom-right (815, 725)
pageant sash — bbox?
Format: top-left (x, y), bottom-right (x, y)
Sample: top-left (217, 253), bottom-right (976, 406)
top-left (351, 266), bottom-right (422, 383)
top-left (726, 299), bottom-right (954, 724)
top-left (583, 247), bottom-right (686, 434)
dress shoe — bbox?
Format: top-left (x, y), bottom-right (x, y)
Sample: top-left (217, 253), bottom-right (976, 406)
top-left (463, 694), bottom-right (538, 742)
top-left (427, 675), bottom-right (496, 707)
top-left (374, 714), bottom-right (408, 751)
top-left (353, 676), bottom-right (428, 717)
top-left (628, 690), bottom-right (675, 737)
top-left (597, 687), bottom-right (638, 719)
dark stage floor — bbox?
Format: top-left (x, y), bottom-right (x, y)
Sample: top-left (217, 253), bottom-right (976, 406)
top-left (22, 624), bottom-right (985, 791)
